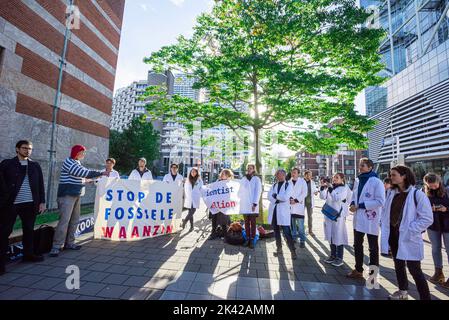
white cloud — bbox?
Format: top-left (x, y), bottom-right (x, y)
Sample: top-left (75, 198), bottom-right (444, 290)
top-left (140, 4), bottom-right (148, 11)
top-left (169, 0), bottom-right (185, 7)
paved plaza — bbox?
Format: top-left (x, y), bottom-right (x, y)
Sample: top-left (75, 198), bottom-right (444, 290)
top-left (0, 198), bottom-right (448, 300)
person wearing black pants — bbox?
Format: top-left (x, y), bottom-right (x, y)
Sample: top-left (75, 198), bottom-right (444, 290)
top-left (0, 140), bottom-right (46, 275)
top-left (380, 165), bottom-right (433, 300)
top-left (182, 167), bottom-right (203, 232)
top-left (389, 225), bottom-right (431, 300)
top-left (353, 230), bottom-right (379, 273)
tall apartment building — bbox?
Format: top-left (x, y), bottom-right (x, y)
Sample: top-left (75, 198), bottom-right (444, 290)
top-left (110, 80), bottom-right (148, 132)
top-left (363, 0), bottom-right (449, 185)
top-left (0, 0), bottom-right (125, 207)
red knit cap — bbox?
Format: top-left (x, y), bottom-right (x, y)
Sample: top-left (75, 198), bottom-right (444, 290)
top-left (71, 145), bottom-right (86, 159)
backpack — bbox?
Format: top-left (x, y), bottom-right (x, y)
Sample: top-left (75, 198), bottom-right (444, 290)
top-left (224, 224), bottom-right (245, 245)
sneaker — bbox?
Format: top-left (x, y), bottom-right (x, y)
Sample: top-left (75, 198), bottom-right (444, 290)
top-left (346, 269), bottom-right (365, 279)
top-left (64, 244), bottom-right (82, 251)
top-left (49, 248), bottom-right (60, 257)
top-left (248, 241), bottom-right (254, 249)
top-left (22, 254), bottom-right (44, 263)
top-left (331, 259), bottom-right (344, 267)
top-left (299, 242), bottom-right (305, 248)
top-left (388, 290), bottom-right (408, 300)
top-left (324, 256), bottom-right (336, 264)
top-left (189, 226), bottom-right (194, 232)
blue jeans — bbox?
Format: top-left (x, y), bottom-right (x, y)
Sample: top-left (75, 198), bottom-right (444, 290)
top-left (291, 217), bottom-right (306, 243)
top-left (331, 244), bottom-right (344, 260)
top-left (427, 229), bottom-right (449, 269)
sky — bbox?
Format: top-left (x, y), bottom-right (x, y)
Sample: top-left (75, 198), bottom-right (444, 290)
top-left (114, 0), bottom-right (213, 92)
top-left (114, 0), bottom-right (367, 116)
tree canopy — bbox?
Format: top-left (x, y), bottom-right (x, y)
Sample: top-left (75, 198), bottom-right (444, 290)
top-left (109, 117), bottom-right (160, 174)
top-left (143, 0), bottom-right (385, 173)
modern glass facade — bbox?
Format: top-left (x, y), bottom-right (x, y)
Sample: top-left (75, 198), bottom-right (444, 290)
top-left (364, 0), bottom-right (449, 185)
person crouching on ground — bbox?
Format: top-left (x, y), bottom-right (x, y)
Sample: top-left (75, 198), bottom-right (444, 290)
top-left (208, 169), bottom-right (233, 240)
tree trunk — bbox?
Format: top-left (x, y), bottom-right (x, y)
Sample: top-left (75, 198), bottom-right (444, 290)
top-left (254, 127), bottom-right (265, 225)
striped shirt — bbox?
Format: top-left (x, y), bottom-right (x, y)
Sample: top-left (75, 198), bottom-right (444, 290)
top-left (57, 158), bottom-right (102, 197)
top-left (59, 158), bottom-right (92, 185)
top-left (14, 160), bottom-right (33, 204)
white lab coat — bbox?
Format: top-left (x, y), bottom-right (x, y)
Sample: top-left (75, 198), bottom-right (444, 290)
top-left (289, 178), bottom-right (308, 215)
top-left (268, 181), bottom-right (293, 226)
top-left (163, 173), bottom-right (183, 184)
top-left (129, 169), bottom-right (153, 180)
top-left (239, 175), bottom-right (263, 214)
top-left (351, 176), bottom-right (385, 236)
top-left (184, 179), bottom-right (204, 209)
top-left (380, 186), bottom-right (433, 261)
top-left (320, 185), bottom-right (352, 246)
top-left (304, 179), bottom-right (318, 208)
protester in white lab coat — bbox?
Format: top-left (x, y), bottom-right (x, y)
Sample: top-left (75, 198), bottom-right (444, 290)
top-left (289, 168), bottom-right (308, 248)
top-left (239, 164), bottom-right (262, 249)
top-left (380, 166), bottom-right (433, 300)
top-left (182, 167), bottom-right (203, 231)
top-left (128, 158), bottom-right (153, 180)
top-left (320, 173), bottom-right (352, 267)
top-left (163, 163), bottom-right (183, 184)
top-left (303, 170), bottom-right (318, 237)
top-left (347, 158), bottom-right (385, 280)
top-left (268, 169), bottom-right (296, 259)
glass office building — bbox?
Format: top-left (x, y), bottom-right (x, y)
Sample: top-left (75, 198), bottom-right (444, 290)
top-left (363, 0), bottom-right (449, 185)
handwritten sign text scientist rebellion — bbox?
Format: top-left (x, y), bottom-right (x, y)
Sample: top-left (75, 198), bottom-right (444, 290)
top-left (101, 189), bottom-right (175, 239)
top-left (204, 186), bottom-right (237, 210)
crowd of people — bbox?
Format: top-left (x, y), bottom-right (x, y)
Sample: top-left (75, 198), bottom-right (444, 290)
top-left (1, 140), bottom-right (449, 301)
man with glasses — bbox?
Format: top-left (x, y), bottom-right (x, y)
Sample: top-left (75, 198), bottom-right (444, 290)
top-left (0, 140), bottom-right (46, 275)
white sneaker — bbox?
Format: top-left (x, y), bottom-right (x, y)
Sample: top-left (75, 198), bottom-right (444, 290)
top-left (388, 290), bottom-right (408, 300)
top-left (331, 259), bottom-right (344, 267)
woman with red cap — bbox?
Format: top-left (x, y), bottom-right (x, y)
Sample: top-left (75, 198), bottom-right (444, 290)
top-left (50, 145), bottom-right (107, 257)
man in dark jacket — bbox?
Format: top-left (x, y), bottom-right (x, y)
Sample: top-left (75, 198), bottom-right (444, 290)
top-left (0, 140), bottom-right (46, 275)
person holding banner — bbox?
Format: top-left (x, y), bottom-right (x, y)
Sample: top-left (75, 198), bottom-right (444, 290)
top-left (182, 167), bottom-right (203, 231)
top-left (240, 164), bottom-right (263, 249)
top-left (163, 164), bottom-right (183, 184)
top-left (320, 173), bottom-right (352, 267)
top-left (129, 158), bottom-right (153, 180)
top-left (50, 145), bottom-right (107, 257)
top-left (289, 168), bottom-right (308, 249)
top-left (268, 169), bottom-right (297, 260)
top-left (208, 169), bottom-right (233, 240)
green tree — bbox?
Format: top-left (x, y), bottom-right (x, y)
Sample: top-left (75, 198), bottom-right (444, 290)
top-left (281, 156), bottom-right (297, 173)
top-left (143, 0), bottom-right (384, 175)
top-left (109, 117), bottom-right (160, 174)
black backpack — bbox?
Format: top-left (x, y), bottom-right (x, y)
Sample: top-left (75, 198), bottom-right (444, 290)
top-left (33, 225), bottom-right (55, 255)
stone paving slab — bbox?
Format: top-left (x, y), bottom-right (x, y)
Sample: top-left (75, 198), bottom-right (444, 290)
top-left (0, 198), bottom-right (448, 300)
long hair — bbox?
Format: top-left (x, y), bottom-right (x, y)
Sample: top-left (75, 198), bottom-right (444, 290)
top-left (390, 165), bottom-right (416, 190)
top-left (424, 173), bottom-right (446, 198)
top-left (188, 167), bottom-right (200, 186)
